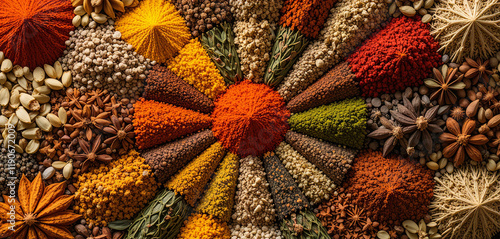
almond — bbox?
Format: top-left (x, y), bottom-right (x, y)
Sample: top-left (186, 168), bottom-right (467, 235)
top-left (33, 94), bottom-right (50, 104)
top-left (9, 90), bottom-right (20, 109)
top-left (488, 115), bottom-right (500, 128)
top-left (26, 139), bottom-right (40, 154)
top-left (63, 163), bottom-right (73, 179)
top-left (61, 71), bottom-right (73, 88)
top-left (47, 113), bottom-right (62, 127)
top-left (35, 116), bottom-right (52, 132)
top-left (16, 106), bottom-right (31, 123)
top-left (466, 99), bottom-right (480, 117)
top-left (0, 88), bottom-right (10, 106)
top-left (12, 65), bottom-right (24, 77)
top-left (54, 61), bottom-right (63, 79)
top-left (1, 59), bottom-right (12, 73)
top-left (20, 93), bottom-right (40, 111)
top-left (44, 78), bottom-right (64, 90)
top-left (58, 107), bottom-right (68, 125)
top-left (33, 86), bottom-right (51, 95)
top-left (39, 103), bottom-right (51, 116)
top-left (33, 67), bottom-right (45, 83)
top-left (52, 161), bottom-right (68, 170)
top-left (22, 128), bottom-right (42, 139)
top-left (44, 64), bottom-right (57, 78)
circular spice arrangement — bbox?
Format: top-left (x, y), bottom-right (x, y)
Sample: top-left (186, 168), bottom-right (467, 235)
top-left (2, 0), bottom-right (500, 239)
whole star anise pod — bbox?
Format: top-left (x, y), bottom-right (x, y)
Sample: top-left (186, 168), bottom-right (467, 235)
top-left (424, 67), bottom-right (465, 105)
top-left (368, 116), bottom-right (409, 157)
top-left (439, 118), bottom-right (488, 166)
top-left (478, 85), bottom-right (499, 107)
top-left (390, 96), bottom-right (443, 154)
top-left (69, 105), bottom-right (111, 141)
top-left (489, 131), bottom-right (500, 156)
top-left (103, 115), bottom-right (134, 154)
top-left (463, 58), bottom-right (493, 84)
top-left (74, 135), bottom-right (113, 172)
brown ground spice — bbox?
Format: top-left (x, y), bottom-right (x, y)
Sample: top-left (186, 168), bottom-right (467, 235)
top-left (143, 65), bottom-right (214, 114)
top-left (279, 0), bottom-right (338, 39)
top-left (343, 150), bottom-right (434, 225)
top-left (287, 62), bottom-right (359, 113)
top-left (285, 131), bottom-right (355, 185)
top-left (142, 129), bottom-right (216, 183)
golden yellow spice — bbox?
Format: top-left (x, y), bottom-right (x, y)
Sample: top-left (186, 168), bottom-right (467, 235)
top-left (177, 213), bottom-right (231, 239)
top-left (115, 0), bottom-right (191, 63)
top-left (196, 153), bottom-right (239, 222)
top-left (166, 142), bottom-right (226, 206)
top-left (74, 150), bottom-right (159, 226)
top-left (167, 39), bottom-right (227, 99)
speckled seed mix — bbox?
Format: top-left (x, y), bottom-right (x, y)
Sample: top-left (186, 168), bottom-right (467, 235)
top-left (171, 0), bottom-right (233, 37)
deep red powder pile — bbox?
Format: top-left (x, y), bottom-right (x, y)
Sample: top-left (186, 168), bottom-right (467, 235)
top-left (347, 16), bottom-right (441, 97)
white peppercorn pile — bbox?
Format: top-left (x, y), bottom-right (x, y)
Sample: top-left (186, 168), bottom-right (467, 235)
top-left (230, 0), bottom-right (282, 30)
top-left (231, 156), bottom-right (277, 225)
top-left (234, 19), bottom-right (273, 82)
top-left (277, 0), bottom-right (389, 101)
top-left (230, 223), bottom-right (282, 239)
top-left (0, 147), bottom-right (38, 195)
top-left (59, 19), bottom-right (153, 100)
top-left (275, 142), bottom-right (335, 204)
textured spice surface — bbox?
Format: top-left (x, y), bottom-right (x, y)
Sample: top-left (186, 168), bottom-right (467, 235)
top-left (0, 0), bottom-right (74, 69)
top-left (279, 0), bottom-right (337, 39)
top-left (115, 0), bottom-right (191, 63)
top-left (212, 80), bottom-right (290, 157)
top-left (74, 150), bottom-right (159, 226)
top-left (142, 129), bottom-right (216, 183)
top-left (143, 65), bottom-right (214, 113)
top-left (275, 142), bottom-right (335, 204)
top-left (263, 153), bottom-right (309, 220)
top-left (430, 164), bottom-right (500, 239)
top-left (232, 156), bottom-right (277, 225)
top-left (196, 153), bottom-right (239, 222)
top-left (133, 99), bottom-right (212, 149)
top-left (289, 97), bottom-right (367, 149)
top-left (287, 62), bottom-right (359, 113)
top-left (344, 150), bottom-right (434, 224)
top-left (166, 142), bottom-right (226, 206)
top-left (171, 0), bottom-right (233, 37)
top-left (285, 131), bottom-right (356, 185)
top-left (167, 39), bottom-right (227, 99)
top-left (177, 213), bottom-right (231, 239)
top-left (0, 174), bottom-right (81, 239)
top-left (347, 16), bottom-right (441, 97)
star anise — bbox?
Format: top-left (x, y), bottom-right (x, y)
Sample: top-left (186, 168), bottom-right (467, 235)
top-left (368, 116), bottom-right (409, 157)
top-left (478, 85), bottom-right (499, 107)
top-left (489, 131), bottom-right (500, 156)
top-left (439, 118), bottom-right (488, 166)
top-left (74, 135), bottom-right (113, 172)
top-left (103, 115), bottom-right (134, 154)
top-left (424, 67), bottom-right (465, 105)
top-left (69, 105), bottom-right (111, 140)
top-left (464, 58), bottom-right (493, 84)
top-left (390, 96), bottom-right (443, 154)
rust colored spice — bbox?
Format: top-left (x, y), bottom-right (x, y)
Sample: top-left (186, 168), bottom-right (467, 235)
top-left (143, 65), bottom-right (215, 114)
top-left (287, 61), bottom-right (359, 113)
top-left (142, 129), bottom-right (216, 183)
top-left (0, 0), bottom-right (74, 69)
top-left (133, 99), bottom-right (212, 149)
top-left (212, 80), bottom-right (290, 157)
top-left (279, 0), bottom-right (337, 39)
top-left (347, 16), bottom-right (441, 97)
top-left (343, 150), bottom-right (434, 224)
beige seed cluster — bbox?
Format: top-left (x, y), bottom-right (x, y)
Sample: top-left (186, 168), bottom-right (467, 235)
top-left (275, 142), bottom-right (335, 204)
top-left (59, 20), bottom-right (153, 100)
top-left (230, 0), bottom-right (282, 30)
top-left (231, 156), bottom-right (277, 225)
top-left (277, 0), bottom-right (389, 101)
top-left (234, 20), bottom-right (273, 83)
top-left (230, 223), bottom-right (282, 239)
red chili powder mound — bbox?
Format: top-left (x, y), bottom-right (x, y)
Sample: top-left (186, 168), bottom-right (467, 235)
top-left (0, 0), bottom-right (74, 69)
top-left (212, 80), bottom-right (290, 157)
top-left (347, 16), bottom-right (441, 97)
top-left (343, 150), bottom-right (434, 224)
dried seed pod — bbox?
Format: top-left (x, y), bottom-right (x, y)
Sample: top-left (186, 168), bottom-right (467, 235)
top-left (0, 88), bottom-right (10, 106)
top-left (35, 116), bottom-right (52, 132)
top-left (20, 93), bottom-right (40, 111)
top-left (9, 89), bottom-right (20, 109)
top-left (466, 99), bottom-right (480, 117)
top-left (58, 107), bottom-right (68, 125)
top-left (16, 106), bottom-right (31, 123)
top-left (44, 64), bottom-right (57, 78)
top-left (25, 139), bottom-right (40, 154)
top-left (33, 94), bottom-right (50, 104)
top-left (44, 78), bottom-right (64, 90)
top-left (46, 113), bottom-right (62, 127)
top-left (488, 115), bottom-right (500, 128)
top-left (61, 71), bottom-right (73, 87)
top-left (33, 67), bottom-right (45, 82)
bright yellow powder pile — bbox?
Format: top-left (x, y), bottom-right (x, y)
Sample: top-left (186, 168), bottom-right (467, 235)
top-left (115, 0), bottom-right (191, 63)
top-left (177, 213), bottom-right (231, 239)
top-left (74, 150), bottom-right (159, 226)
top-left (167, 39), bottom-right (227, 99)
top-left (196, 152), bottom-right (239, 222)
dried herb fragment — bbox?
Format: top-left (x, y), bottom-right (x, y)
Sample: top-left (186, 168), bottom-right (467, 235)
top-left (142, 129), bottom-right (216, 183)
top-left (124, 189), bottom-right (190, 239)
top-left (287, 62), bottom-right (359, 113)
top-left (263, 152), bottom-right (309, 220)
top-left (439, 118), bottom-right (488, 166)
top-left (0, 174), bottom-right (82, 239)
top-left (280, 210), bottom-right (330, 239)
top-left (201, 22), bottom-right (243, 85)
top-left (143, 65), bottom-right (215, 114)
top-left (264, 26), bottom-right (309, 87)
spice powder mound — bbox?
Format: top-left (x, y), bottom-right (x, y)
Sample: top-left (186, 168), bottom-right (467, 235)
top-left (212, 80), bottom-right (290, 157)
top-left (343, 150), bottom-right (434, 224)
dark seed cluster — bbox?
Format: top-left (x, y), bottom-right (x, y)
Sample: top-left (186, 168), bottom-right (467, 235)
top-left (0, 148), bottom-right (38, 196)
top-left (172, 0), bottom-right (233, 37)
top-left (263, 152), bottom-right (309, 220)
top-left (285, 131), bottom-right (356, 185)
top-left (142, 129), bottom-right (216, 183)
top-left (143, 65), bottom-right (214, 114)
